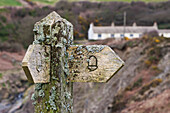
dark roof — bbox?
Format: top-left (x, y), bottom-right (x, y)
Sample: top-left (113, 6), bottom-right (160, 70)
top-left (93, 26), bottom-right (158, 34)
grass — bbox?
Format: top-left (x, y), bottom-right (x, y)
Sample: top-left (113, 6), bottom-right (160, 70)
top-left (0, 0), bottom-right (169, 7)
top-left (0, 0), bottom-right (22, 6)
top-left (30, 0), bottom-right (59, 5)
top-left (94, 0), bottom-right (169, 2)
top-left (0, 73), bottom-right (2, 78)
top-left (0, 8), bottom-right (9, 13)
top-left (29, 0), bottom-right (170, 6)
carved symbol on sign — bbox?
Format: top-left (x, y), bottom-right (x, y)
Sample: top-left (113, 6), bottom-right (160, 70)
top-left (22, 44), bottom-right (50, 83)
top-left (36, 52), bottom-right (42, 72)
top-left (87, 55), bottom-right (98, 71)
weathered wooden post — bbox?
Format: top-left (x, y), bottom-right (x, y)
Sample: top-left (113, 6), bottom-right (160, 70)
top-left (22, 11), bottom-right (124, 113)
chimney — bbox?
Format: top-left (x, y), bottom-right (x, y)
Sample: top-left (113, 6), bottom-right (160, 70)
top-left (133, 22), bottom-right (137, 27)
top-left (153, 22), bottom-right (158, 28)
top-left (111, 22), bottom-right (115, 26)
top-left (90, 23), bottom-right (94, 28)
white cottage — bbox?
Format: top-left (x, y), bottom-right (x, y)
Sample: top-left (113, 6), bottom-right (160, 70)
top-left (158, 29), bottom-right (170, 37)
top-left (88, 22), bottom-right (170, 40)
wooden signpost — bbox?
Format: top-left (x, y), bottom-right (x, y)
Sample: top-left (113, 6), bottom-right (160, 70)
top-left (22, 11), bottom-right (124, 113)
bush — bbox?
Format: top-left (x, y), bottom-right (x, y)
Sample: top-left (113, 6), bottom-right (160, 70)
top-left (144, 60), bottom-right (151, 66)
top-left (125, 78), bottom-right (143, 91)
top-left (0, 16), bottom-right (7, 23)
top-left (0, 73), bottom-right (2, 78)
top-left (133, 78), bottom-right (143, 88)
top-left (29, 10), bottom-right (37, 17)
top-left (0, 41), bottom-right (23, 52)
top-left (139, 78), bottom-right (162, 95)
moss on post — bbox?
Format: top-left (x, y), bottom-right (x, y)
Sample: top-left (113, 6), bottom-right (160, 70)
top-left (31, 11), bottom-right (73, 113)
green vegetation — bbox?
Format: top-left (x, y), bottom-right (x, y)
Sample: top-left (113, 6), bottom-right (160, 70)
top-left (0, 8), bottom-right (9, 13)
top-left (125, 78), bottom-right (143, 91)
top-left (0, 15), bottom-right (7, 22)
top-left (159, 23), bottom-right (170, 29)
top-left (95, 0), bottom-right (169, 2)
top-left (0, 0), bottom-right (169, 7)
top-left (0, 0), bottom-right (22, 6)
top-left (0, 73), bottom-right (2, 78)
top-left (2, 83), bottom-right (5, 87)
top-left (0, 22), bottom-right (15, 42)
top-left (139, 79), bottom-right (162, 95)
top-left (112, 94), bottom-right (127, 111)
top-left (0, 1), bottom-right (169, 47)
top-left (133, 78), bottom-right (143, 88)
top-left (30, 0), bottom-right (170, 5)
top-left (30, 0), bottom-right (59, 5)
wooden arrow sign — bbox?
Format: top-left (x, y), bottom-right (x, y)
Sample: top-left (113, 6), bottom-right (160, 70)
top-left (67, 45), bottom-right (124, 82)
top-left (22, 44), bottom-right (124, 83)
top-left (22, 44), bottom-right (50, 83)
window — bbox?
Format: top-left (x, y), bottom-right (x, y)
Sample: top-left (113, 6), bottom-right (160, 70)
top-left (111, 34), bottom-right (114, 38)
top-left (98, 34), bottom-right (102, 38)
top-left (130, 34), bottom-right (133, 37)
top-left (121, 34), bottom-right (124, 37)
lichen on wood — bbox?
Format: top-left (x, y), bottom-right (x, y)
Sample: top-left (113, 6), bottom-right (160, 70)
top-left (31, 11), bottom-right (73, 113)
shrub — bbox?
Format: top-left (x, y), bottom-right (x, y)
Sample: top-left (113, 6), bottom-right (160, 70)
top-left (14, 8), bottom-right (28, 18)
top-left (111, 94), bottom-right (126, 112)
top-left (0, 16), bottom-right (7, 23)
top-left (139, 78), bottom-right (162, 95)
top-left (124, 37), bottom-right (130, 40)
top-left (155, 39), bottom-right (160, 43)
top-left (125, 78), bottom-right (143, 91)
top-left (0, 73), bottom-right (2, 78)
top-left (151, 65), bottom-right (158, 70)
top-left (133, 78), bottom-right (143, 88)
top-left (148, 56), bottom-right (157, 62)
top-left (29, 10), bottom-right (37, 17)
top-left (144, 60), bottom-right (151, 66)
top-left (0, 41), bottom-right (23, 52)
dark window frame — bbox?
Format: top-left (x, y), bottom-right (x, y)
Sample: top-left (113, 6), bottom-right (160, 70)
top-left (98, 34), bottom-right (102, 38)
top-left (111, 34), bottom-right (115, 38)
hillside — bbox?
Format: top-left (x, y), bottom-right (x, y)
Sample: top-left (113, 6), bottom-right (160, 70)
top-left (0, 0), bottom-right (22, 7)
top-left (73, 35), bottom-right (170, 113)
top-left (0, 0), bottom-right (170, 6)
top-left (0, 1), bottom-right (170, 50)
top-left (0, 35), bottom-right (169, 113)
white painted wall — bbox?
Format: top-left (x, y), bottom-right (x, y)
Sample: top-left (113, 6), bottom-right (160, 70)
top-left (89, 33), bottom-right (142, 40)
top-left (88, 23), bottom-right (170, 40)
top-left (159, 33), bottom-right (170, 38)
top-left (88, 23), bottom-right (94, 40)
top-left (124, 33), bottom-right (141, 39)
top-left (114, 33), bottom-right (121, 38)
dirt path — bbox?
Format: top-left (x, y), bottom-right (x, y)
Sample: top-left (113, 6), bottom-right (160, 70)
top-left (18, 0), bottom-right (32, 8)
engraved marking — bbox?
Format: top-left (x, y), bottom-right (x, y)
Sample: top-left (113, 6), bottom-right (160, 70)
top-left (36, 52), bottom-right (43, 72)
top-left (87, 55), bottom-right (98, 71)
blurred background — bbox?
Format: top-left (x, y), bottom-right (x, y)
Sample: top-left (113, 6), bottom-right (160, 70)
top-left (0, 0), bottom-right (170, 113)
